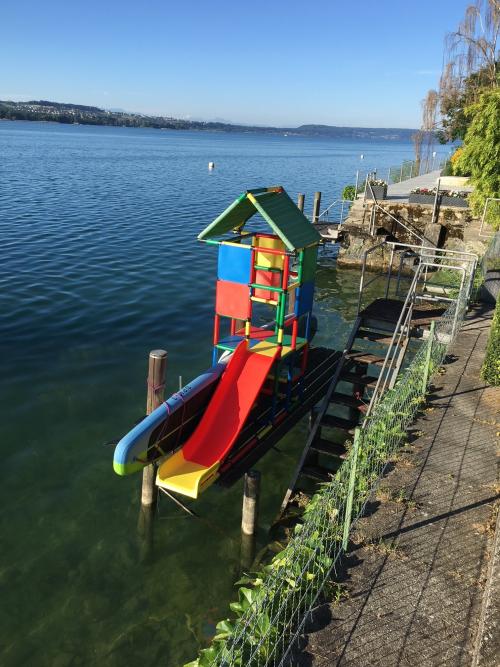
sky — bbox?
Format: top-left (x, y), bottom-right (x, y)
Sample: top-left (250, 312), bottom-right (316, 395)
top-left (0, 0), bottom-right (470, 128)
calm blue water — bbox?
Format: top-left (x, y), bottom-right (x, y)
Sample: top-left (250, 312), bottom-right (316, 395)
top-left (0, 121), bottom-right (415, 666)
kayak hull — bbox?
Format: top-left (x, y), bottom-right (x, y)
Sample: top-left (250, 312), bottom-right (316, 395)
top-left (113, 362), bottom-right (226, 475)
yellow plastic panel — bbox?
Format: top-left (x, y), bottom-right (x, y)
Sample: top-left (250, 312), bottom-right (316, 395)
top-left (251, 340), bottom-right (280, 357)
top-left (253, 338), bottom-right (307, 359)
top-left (156, 450), bottom-right (220, 499)
top-left (253, 236), bottom-right (285, 270)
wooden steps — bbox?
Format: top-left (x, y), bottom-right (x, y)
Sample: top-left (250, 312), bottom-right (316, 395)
top-left (346, 351), bottom-right (391, 366)
top-left (355, 329), bottom-right (396, 344)
top-left (319, 413), bottom-right (358, 433)
top-left (339, 371), bottom-right (379, 387)
top-left (276, 302), bottom-right (415, 525)
top-left (310, 438), bottom-right (347, 458)
top-left (301, 465), bottom-right (332, 483)
top-left (330, 392), bottom-right (367, 412)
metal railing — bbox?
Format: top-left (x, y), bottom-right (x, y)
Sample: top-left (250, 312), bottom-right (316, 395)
top-left (479, 197), bottom-right (500, 239)
top-left (315, 198), bottom-right (353, 225)
top-left (356, 239), bottom-right (478, 316)
top-left (364, 259), bottom-right (468, 416)
top-left (200, 276), bottom-right (471, 667)
top-left (365, 186), bottom-right (427, 244)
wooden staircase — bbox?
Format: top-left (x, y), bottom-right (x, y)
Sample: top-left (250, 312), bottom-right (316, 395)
top-left (277, 308), bottom-right (410, 520)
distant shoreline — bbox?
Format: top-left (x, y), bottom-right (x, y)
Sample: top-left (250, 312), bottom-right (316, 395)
top-left (0, 99), bottom-right (420, 142)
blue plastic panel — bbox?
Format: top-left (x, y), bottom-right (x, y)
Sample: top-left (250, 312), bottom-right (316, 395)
top-left (217, 243), bottom-right (251, 285)
top-left (294, 281), bottom-right (315, 316)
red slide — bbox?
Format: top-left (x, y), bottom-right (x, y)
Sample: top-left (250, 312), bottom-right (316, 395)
top-left (156, 339), bottom-right (279, 497)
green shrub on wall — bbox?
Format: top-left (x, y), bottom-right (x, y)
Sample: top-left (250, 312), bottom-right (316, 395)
top-left (481, 297), bottom-right (500, 386)
top-left (342, 185), bottom-right (356, 201)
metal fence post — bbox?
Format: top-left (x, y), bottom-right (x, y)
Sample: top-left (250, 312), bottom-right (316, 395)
top-left (342, 428), bottom-right (361, 550)
top-left (421, 321), bottom-right (435, 394)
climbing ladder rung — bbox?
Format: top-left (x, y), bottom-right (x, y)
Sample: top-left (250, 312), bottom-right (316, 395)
top-left (253, 264), bottom-right (282, 273)
top-left (250, 296), bottom-right (279, 306)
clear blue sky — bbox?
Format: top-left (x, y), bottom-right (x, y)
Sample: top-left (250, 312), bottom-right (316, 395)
top-left (0, 0), bottom-right (469, 128)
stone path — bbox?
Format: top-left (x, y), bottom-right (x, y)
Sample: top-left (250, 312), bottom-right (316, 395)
top-left (293, 303), bottom-right (499, 667)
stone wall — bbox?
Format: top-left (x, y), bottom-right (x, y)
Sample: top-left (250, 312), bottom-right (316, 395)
top-left (337, 199), bottom-right (486, 269)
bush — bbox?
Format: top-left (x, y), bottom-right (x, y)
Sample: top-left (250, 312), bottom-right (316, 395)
top-left (441, 160), bottom-right (453, 176)
top-left (342, 185), bottom-right (356, 200)
top-left (481, 297), bottom-right (500, 386)
top-left (455, 89), bottom-right (500, 229)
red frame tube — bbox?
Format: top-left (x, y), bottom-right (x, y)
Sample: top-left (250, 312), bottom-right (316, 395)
top-left (213, 314), bottom-right (220, 346)
top-left (291, 318), bottom-right (298, 350)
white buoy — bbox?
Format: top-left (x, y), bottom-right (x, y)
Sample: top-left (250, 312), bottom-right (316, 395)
top-left (208, 162), bottom-right (215, 170)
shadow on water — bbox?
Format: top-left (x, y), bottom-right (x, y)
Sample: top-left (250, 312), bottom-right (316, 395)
top-left (0, 122), bottom-right (411, 666)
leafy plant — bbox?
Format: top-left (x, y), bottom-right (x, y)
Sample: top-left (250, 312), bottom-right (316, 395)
top-left (186, 297), bottom-right (463, 667)
top-left (342, 185), bottom-right (356, 201)
top-left (481, 296), bottom-right (500, 386)
top-left (454, 89), bottom-right (500, 228)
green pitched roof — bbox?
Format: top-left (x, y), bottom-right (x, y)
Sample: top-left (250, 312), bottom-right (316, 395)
top-left (198, 186), bottom-right (321, 251)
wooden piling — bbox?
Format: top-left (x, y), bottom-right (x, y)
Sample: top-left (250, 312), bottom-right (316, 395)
top-left (241, 470), bottom-right (261, 536)
top-left (312, 192), bottom-right (321, 223)
top-left (141, 349), bottom-right (168, 507)
top-left (297, 193), bottom-right (305, 212)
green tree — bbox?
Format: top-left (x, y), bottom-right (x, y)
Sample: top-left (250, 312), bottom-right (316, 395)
top-left (455, 89), bottom-right (500, 227)
top-left (438, 63), bottom-right (500, 142)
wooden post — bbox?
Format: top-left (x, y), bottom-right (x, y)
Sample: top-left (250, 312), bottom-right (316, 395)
top-left (141, 349), bottom-right (168, 507)
top-left (241, 470), bottom-right (260, 536)
top-left (422, 321), bottom-right (435, 394)
top-left (342, 428), bottom-right (361, 551)
top-left (297, 193), bottom-right (305, 212)
top-left (240, 470), bottom-right (260, 571)
top-left (312, 191), bottom-right (321, 223)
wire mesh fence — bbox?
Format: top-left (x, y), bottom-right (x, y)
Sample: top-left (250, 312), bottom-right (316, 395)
top-left (192, 285), bottom-right (469, 667)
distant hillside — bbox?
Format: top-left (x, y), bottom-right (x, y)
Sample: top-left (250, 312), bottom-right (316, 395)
top-left (0, 99), bottom-right (418, 140)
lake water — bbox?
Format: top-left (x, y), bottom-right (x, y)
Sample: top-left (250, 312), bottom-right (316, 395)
top-left (0, 122), bottom-right (415, 666)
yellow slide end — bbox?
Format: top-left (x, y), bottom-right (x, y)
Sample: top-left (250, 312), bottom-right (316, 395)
top-left (156, 450), bottom-right (220, 499)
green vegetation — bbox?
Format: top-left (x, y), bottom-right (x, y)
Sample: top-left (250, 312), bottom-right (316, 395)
top-left (185, 299), bottom-right (462, 666)
top-left (183, 484), bottom-right (343, 667)
top-left (481, 297), bottom-right (500, 386)
top-left (415, 2), bottom-right (499, 174)
top-left (428, 268), bottom-right (483, 301)
top-left (441, 160), bottom-right (453, 176)
top-left (438, 64), bottom-right (500, 143)
top-left (342, 185), bottom-right (356, 200)
top-left (0, 100), bottom-right (418, 140)
top-left (454, 89), bottom-right (500, 228)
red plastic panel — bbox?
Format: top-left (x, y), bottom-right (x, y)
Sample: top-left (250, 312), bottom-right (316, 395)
top-left (215, 280), bottom-right (251, 320)
top-left (254, 269), bottom-right (280, 302)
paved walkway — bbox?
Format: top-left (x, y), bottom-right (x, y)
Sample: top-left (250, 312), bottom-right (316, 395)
top-left (386, 170), bottom-right (442, 201)
top-left (294, 304), bottom-right (499, 667)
